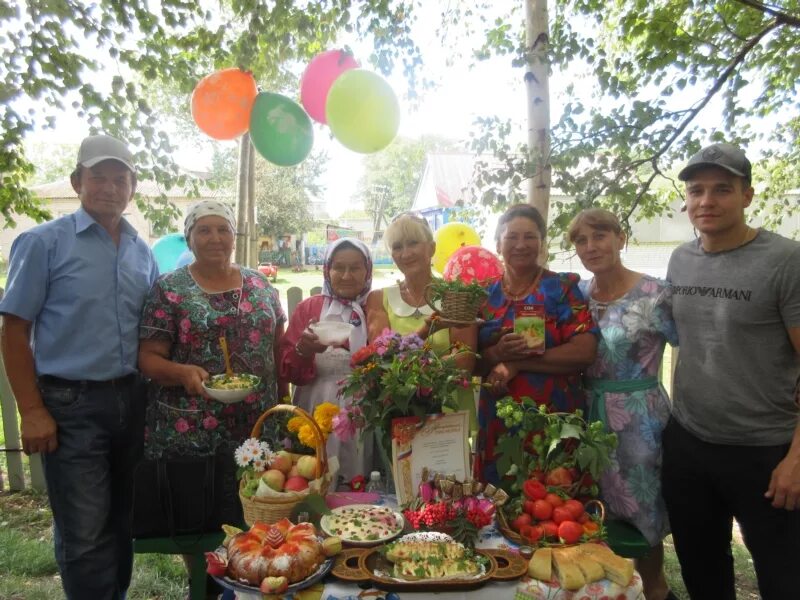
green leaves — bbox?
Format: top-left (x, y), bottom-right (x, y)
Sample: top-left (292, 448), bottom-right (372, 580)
top-left (494, 396), bottom-right (617, 491)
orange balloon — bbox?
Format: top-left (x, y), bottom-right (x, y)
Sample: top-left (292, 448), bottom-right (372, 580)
top-left (191, 68), bottom-right (258, 140)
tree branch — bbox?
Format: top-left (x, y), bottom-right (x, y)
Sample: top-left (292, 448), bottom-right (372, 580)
top-left (730, 0), bottom-right (800, 28)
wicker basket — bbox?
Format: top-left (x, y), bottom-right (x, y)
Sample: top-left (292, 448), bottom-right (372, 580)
top-left (497, 498), bottom-right (605, 546)
top-left (424, 286), bottom-right (483, 323)
top-left (239, 404), bottom-right (330, 525)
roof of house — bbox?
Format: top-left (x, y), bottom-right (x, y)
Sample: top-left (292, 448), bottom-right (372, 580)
top-left (30, 177), bottom-right (227, 200)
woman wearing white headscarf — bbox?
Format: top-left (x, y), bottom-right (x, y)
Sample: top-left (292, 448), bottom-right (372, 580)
top-left (139, 199), bottom-right (287, 459)
top-left (279, 237), bottom-right (373, 481)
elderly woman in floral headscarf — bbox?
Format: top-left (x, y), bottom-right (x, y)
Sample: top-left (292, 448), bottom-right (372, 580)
top-left (139, 199), bottom-right (287, 460)
top-left (279, 237), bottom-right (374, 481)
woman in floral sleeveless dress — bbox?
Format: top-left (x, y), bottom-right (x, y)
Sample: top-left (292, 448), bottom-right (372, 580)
top-left (569, 208), bottom-right (678, 600)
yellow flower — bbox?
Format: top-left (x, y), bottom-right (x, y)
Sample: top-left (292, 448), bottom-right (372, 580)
top-left (313, 402), bottom-right (340, 434)
top-left (287, 416), bottom-right (304, 433)
top-left (297, 424), bottom-right (318, 448)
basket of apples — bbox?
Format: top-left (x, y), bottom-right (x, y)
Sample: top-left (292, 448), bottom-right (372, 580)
top-left (492, 397), bottom-right (617, 547)
top-left (237, 404), bottom-right (332, 524)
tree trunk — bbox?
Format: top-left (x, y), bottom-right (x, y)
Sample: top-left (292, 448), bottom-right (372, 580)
top-left (235, 134), bottom-right (250, 265)
top-left (247, 139), bottom-right (257, 268)
top-left (525, 0), bottom-right (551, 226)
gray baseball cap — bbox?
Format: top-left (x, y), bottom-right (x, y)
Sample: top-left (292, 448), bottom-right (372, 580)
top-left (76, 134), bottom-right (135, 172)
top-left (678, 143), bottom-right (751, 182)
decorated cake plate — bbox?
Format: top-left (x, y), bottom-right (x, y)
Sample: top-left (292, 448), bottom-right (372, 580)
top-left (210, 547), bottom-right (334, 597)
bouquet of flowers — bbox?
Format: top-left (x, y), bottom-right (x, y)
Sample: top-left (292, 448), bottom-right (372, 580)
top-left (334, 329), bottom-right (475, 462)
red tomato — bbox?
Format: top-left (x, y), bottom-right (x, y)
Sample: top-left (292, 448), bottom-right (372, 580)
top-left (564, 499), bottom-right (585, 520)
top-left (540, 520), bottom-right (559, 539)
top-left (545, 493), bottom-right (564, 508)
top-left (558, 520), bottom-right (584, 544)
top-left (545, 467), bottom-right (574, 487)
top-left (578, 512), bottom-right (590, 524)
top-left (525, 524), bottom-right (544, 544)
top-left (523, 479), bottom-right (547, 500)
top-left (519, 524), bottom-right (535, 540)
top-left (523, 500), bottom-right (537, 516)
top-left (512, 513), bottom-right (532, 532)
top-left (552, 506), bottom-right (573, 524)
top-left (532, 499), bottom-right (553, 521)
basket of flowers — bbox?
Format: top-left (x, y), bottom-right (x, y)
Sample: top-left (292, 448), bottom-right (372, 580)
top-left (492, 397), bottom-right (617, 547)
top-left (236, 403), bottom-right (335, 524)
top-left (424, 279), bottom-right (488, 323)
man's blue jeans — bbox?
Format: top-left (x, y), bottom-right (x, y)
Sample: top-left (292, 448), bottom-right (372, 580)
top-left (40, 377), bottom-right (146, 600)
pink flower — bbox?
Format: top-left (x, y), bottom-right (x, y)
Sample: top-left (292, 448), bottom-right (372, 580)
top-left (250, 276), bottom-right (265, 289)
top-left (244, 393), bottom-right (257, 404)
top-left (174, 418), bottom-right (190, 433)
top-left (248, 330), bottom-right (261, 345)
top-left (216, 316), bottom-right (232, 327)
top-left (179, 318), bottom-right (191, 332)
top-left (332, 411), bottom-right (357, 442)
top-left (154, 309), bottom-right (167, 319)
top-left (239, 300), bottom-right (253, 313)
top-left (202, 416), bottom-right (219, 430)
top-left (178, 332), bottom-right (190, 344)
top-left (165, 291), bottom-right (183, 304)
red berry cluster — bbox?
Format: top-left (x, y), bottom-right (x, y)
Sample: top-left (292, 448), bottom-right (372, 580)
top-left (403, 500), bottom-right (492, 530)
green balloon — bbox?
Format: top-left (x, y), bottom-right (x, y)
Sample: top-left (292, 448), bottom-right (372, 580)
top-left (249, 92), bottom-right (313, 166)
top-left (325, 69), bottom-right (400, 154)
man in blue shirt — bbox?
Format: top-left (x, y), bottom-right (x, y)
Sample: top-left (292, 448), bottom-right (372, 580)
top-left (0, 135), bottom-right (159, 600)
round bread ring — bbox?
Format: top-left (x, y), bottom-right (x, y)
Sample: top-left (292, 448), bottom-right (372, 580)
top-left (226, 518), bottom-right (324, 585)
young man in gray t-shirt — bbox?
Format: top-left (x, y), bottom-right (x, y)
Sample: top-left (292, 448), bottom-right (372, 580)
top-left (663, 142), bottom-right (800, 600)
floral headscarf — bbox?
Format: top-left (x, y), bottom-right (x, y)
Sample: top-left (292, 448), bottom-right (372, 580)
top-left (321, 237), bottom-right (373, 351)
top-left (183, 200), bottom-right (237, 240)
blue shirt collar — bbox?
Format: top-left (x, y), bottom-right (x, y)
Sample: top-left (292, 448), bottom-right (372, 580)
top-left (75, 206), bottom-right (138, 239)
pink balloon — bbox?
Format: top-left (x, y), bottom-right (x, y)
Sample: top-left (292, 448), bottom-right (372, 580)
top-left (300, 50), bottom-right (359, 124)
top-left (443, 246), bottom-right (504, 285)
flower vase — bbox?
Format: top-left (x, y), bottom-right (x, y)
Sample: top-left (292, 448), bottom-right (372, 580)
top-left (373, 425), bottom-right (395, 495)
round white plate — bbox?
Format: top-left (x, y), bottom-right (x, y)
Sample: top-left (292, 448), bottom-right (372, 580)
top-left (319, 503), bottom-right (405, 547)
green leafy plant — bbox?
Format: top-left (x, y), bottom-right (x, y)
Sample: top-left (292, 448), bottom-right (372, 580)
top-left (494, 396), bottom-right (617, 498)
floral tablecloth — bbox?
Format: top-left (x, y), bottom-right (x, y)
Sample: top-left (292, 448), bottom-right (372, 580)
top-left (228, 496), bottom-right (644, 600)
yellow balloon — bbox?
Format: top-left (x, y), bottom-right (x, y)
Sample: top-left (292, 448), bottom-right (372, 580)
top-left (433, 222), bottom-right (481, 274)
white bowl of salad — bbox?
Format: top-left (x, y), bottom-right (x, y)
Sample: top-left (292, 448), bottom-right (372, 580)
top-left (203, 373), bottom-right (261, 403)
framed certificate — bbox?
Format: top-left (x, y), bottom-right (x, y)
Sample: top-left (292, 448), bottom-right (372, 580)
top-left (390, 411), bottom-right (470, 505)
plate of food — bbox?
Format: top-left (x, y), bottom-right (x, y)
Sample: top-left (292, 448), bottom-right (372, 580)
top-left (319, 504), bottom-right (405, 546)
top-left (330, 531), bottom-right (528, 591)
top-left (207, 519), bottom-right (339, 595)
top-left (203, 373), bottom-right (261, 403)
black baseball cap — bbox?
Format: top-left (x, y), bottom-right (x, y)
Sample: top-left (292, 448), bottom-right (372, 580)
top-left (678, 143), bottom-right (751, 183)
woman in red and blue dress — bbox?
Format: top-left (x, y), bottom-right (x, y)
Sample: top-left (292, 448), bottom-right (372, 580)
top-left (477, 204), bottom-right (598, 484)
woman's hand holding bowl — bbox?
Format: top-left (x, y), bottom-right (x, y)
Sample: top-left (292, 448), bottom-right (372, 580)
top-left (296, 319), bottom-right (329, 356)
top-left (180, 364), bottom-right (211, 397)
